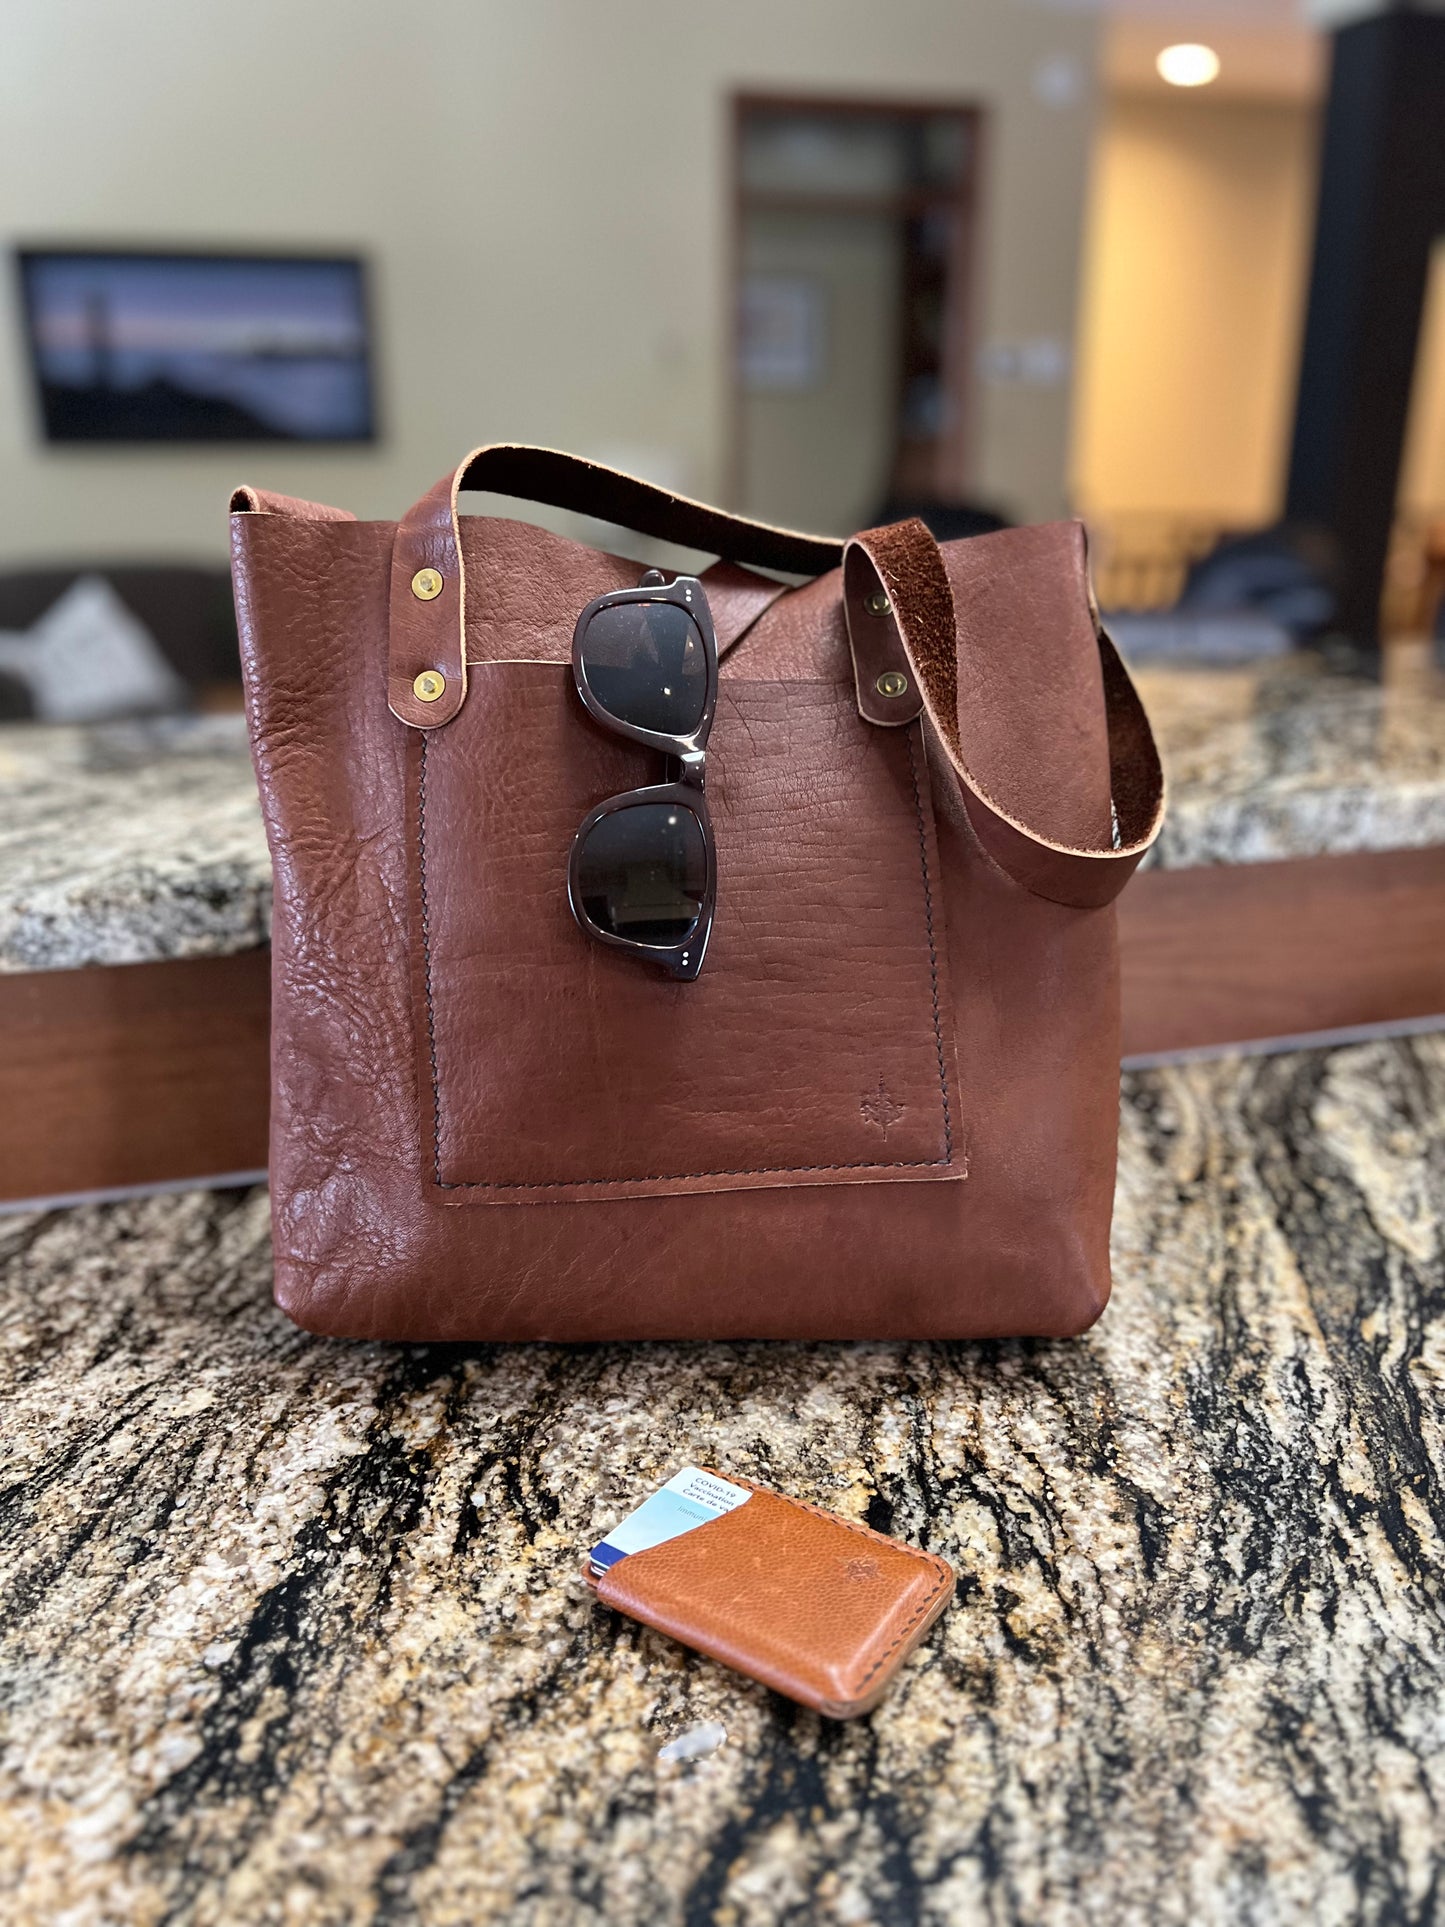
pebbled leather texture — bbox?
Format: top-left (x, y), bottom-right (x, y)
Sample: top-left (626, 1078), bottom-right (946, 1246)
top-left (230, 448), bottom-right (1164, 1342)
top-left (589, 1474), bottom-right (955, 1719)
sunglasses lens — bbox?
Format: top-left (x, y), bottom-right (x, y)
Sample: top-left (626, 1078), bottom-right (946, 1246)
top-left (578, 600), bottom-right (707, 736)
top-left (576, 802), bottom-right (707, 947)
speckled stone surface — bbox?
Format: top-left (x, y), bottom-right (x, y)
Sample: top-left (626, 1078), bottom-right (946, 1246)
top-left (5, 1036), bottom-right (1445, 1924)
top-left (1136, 653), bottom-right (1445, 869)
top-left (0, 716), bottom-right (268, 973)
top-left (5, 652), bottom-right (1445, 972)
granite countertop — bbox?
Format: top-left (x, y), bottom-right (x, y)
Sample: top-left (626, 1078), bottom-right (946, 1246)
top-left (3, 651), bottom-right (1445, 973)
top-left (0, 715), bottom-right (269, 974)
top-left (4, 1034), bottom-right (1445, 1923)
top-left (1134, 651), bottom-right (1445, 869)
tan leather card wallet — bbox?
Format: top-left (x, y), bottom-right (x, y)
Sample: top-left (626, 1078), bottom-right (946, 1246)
top-left (585, 1474), bottom-right (955, 1719)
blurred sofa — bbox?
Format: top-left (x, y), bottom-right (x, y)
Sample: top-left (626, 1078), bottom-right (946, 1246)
top-left (0, 565), bottom-right (240, 717)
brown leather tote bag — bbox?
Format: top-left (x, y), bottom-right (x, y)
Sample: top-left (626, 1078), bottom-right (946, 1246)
top-left (230, 445), bottom-right (1163, 1342)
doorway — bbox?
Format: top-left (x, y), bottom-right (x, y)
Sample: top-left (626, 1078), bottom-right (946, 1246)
top-left (729, 96), bottom-right (984, 537)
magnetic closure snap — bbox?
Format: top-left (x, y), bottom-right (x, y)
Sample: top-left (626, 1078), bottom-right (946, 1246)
top-left (411, 568), bottom-right (445, 601)
top-left (865, 589), bottom-right (892, 617)
top-left (876, 670), bottom-right (909, 699)
top-left (413, 670), bottom-right (446, 702)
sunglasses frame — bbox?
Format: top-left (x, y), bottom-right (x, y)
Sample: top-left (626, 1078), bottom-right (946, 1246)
top-left (567, 573), bottom-right (719, 981)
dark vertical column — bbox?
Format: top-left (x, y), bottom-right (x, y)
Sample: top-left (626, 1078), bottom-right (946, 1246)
top-left (1285, 10), bottom-right (1445, 645)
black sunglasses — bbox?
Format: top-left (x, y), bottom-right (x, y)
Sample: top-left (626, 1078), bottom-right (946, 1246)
top-left (568, 570), bottom-right (718, 981)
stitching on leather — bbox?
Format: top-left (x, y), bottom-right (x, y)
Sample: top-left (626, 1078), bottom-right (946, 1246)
top-left (442, 1155), bottom-right (946, 1190)
top-left (419, 719), bottom-right (957, 1192)
top-left (729, 1475), bottom-right (953, 1699)
top-left (596, 1472), bottom-right (953, 1706)
top-left (851, 1559), bottom-right (954, 1694)
top-left (906, 725), bottom-right (953, 1164)
top-left (419, 734), bottom-right (445, 1186)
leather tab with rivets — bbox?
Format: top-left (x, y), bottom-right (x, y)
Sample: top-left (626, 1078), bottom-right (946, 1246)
top-left (842, 540), bottom-right (926, 727)
top-left (387, 471), bottom-right (469, 728)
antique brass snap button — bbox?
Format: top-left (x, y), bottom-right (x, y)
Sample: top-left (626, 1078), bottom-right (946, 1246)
top-left (411, 568), bottom-right (445, 601)
top-left (864, 589), bottom-right (891, 617)
top-left (876, 670), bottom-right (909, 699)
top-left (413, 670), bottom-right (446, 702)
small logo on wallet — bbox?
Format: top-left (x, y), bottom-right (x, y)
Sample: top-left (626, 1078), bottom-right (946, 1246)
top-left (843, 1556), bottom-right (882, 1583)
top-left (861, 1077), bottom-right (905, 1138)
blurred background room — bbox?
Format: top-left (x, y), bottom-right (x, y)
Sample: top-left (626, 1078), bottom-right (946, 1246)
top-left (2, 0), bottom-right (1444, 1195)
top-left (10, 8), bottom-right (1445, 1921)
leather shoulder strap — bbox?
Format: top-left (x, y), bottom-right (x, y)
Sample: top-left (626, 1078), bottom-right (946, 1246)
top-left (236, 448), bottom-right (1164, 904)
top-left (386, 445), bottom-right (843, 728)
top-left (845, 518), bottom-right (1164, 909)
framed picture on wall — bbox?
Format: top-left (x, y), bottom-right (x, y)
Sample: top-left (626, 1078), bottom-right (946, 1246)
top-left (737, 273), bottom-right (828, 392)
top-left (15, 247), bottom-right (377, 443)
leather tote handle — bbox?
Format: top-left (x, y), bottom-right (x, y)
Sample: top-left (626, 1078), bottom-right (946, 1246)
top-left (388, 444), bottom-right (843, 728)
top-left (846, 518), bottom-right (1164, 909)
top-left (383, 443), bottom-right (1164, 907)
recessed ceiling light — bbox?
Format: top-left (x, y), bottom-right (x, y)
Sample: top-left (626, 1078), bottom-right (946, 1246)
top-left (1157, 43), bottom-right (1222, 88)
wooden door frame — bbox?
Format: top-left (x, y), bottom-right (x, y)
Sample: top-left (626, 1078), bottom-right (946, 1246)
top-left (725, 91), bottom-right (987, 519)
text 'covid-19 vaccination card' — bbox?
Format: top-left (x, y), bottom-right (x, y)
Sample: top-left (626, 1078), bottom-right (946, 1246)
top-left (589, 1467), bottom-right (752, 1575)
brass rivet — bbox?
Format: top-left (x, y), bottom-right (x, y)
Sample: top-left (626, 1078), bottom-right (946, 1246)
top-left (413, 670), bottom-right (446, 703)
top-left (876, 670), bottom-right (909, 699)
top-left (865, 589), bottom-right (891, 617)
top-left (411, 568), bottom-right (444, 601)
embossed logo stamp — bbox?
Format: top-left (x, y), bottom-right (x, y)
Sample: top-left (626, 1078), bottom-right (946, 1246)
top-left (861, 1076), bottom-right (905, 1138)
top-left (843, 1556), bottom-right (882, 1583)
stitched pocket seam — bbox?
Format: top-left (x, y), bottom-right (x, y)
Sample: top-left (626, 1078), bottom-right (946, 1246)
top-left (419, 720), bottom-right (955, 1192)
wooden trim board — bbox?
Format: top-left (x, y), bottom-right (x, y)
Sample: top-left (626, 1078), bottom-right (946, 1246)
top-left (2, 843), bottom-right (1443, 1203)
top-left (0, 949), bottom-right (270, 1205)
top-left (1119, 844), bottom-right (1445, 1058)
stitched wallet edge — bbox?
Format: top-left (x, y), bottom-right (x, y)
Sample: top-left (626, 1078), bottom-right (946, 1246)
top-left (585, 1472), bottom-right (955, 1718)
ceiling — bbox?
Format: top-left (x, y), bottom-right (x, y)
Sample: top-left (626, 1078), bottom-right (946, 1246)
top-left (1100, 8), bottom-right (1326, 100)
top-left (1032, 0), bottom-right (1445, 103)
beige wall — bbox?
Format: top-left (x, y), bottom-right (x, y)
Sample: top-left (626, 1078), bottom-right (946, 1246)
top-left (1073, 90), bottom-right (1445, 529)
top-left (738, 211), bottom-right (904, 537)
top-left (0, 0), bottom-right (1099, 563)
top-left (1071, 93), bottom-right (1320, 524)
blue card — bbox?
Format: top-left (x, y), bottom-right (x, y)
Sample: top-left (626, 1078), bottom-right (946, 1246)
top-left (590, 1467), bottom-right (752, 1573)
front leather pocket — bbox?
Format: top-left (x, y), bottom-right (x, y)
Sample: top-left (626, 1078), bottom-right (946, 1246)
top-left (410, 661), bottom-right (964, 1203)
